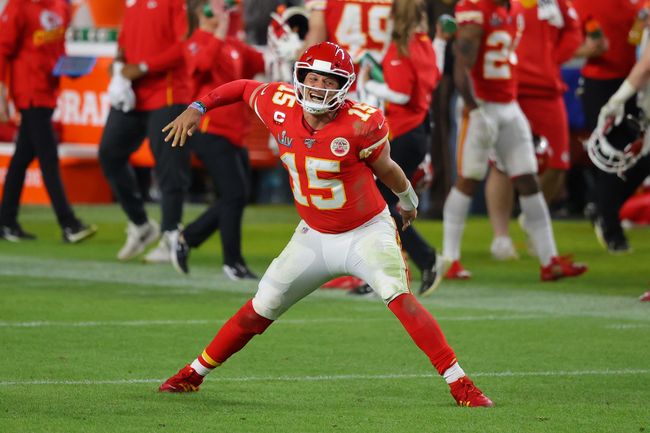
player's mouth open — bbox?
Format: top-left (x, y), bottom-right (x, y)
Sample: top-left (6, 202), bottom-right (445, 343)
top-left (309, 91), bottom-right (325, 102)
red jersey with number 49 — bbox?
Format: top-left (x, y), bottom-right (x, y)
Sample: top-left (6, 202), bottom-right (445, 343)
top-left (252, 82), bottom-right (389, 234)
top-left (305, 0), bottom-right (392, 62)
top-left (455, 0), bottom-right (524, 103)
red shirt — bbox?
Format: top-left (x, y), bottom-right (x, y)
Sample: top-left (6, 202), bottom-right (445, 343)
top-left (455, 0), bottom-right (524, 103)
top-left (252, 82), bottom-right (389, 233)
top-left (517, 0), bottom-right (582, 97)
top-left (184, 30), bottom-right (264, 146)
top-left (118, 0), bottom-right (190, 110)
top-left (573, 0), bottom-right (641, 80)
top-left (0, 0), bottom-right (69, 110)
top-left (382, 33), bottom-right (440, 138)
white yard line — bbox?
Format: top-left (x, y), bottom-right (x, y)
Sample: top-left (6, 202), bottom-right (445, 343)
top-left (0, 314), bottom-right (549, 328)
top-left (0, 368), bottom-right (648, 387)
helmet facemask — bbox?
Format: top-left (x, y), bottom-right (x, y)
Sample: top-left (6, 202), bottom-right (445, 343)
top-left (293, 64), bottom-right (355, 115)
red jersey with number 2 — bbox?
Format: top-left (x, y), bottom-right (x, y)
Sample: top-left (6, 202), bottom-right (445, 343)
top-left (455, 0), bottom-right (524, 103)
top-left (251, 82), bottom-right (389, 234)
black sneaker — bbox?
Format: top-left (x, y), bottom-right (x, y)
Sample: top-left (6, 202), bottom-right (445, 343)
top-left (0, 225), bottom-right (37, 242)
top-left (170, 230), bottom-right (190, 274)
top-left (62, 221), bottom-right (97, 243)
top-left (223, 263), bottom-right (258, 281)
top-left (348, 283), bottom-right (376, 297)
top-left (606, 236), bottom-right (631, 255)
top-left (419, 255), bottom-right (447, 297)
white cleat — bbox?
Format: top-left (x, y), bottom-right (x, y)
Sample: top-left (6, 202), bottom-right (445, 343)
top-left (117, 219), bottom-right (160, 261)
top-left (490, 236), bottom-right (519, 261)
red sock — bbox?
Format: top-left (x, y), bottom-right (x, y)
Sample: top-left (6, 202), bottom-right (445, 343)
top-left (198, 299), bottom-right (273, 369)
top-left (388, 293), bottom-right (457, 375)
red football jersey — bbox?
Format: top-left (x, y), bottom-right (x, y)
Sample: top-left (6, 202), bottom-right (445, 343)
top-left (455, 0), bottom-right (525, 103)
top-left (0, 0), bottom-right (69, 110)
top-left (305, 0), bottom-right (392, 62)
top-left (252, 82), bottom-right (389, 233)
top-left (517, 0), bottom-right (582, 97)
top-left (184, 30), bottom-right (264, 146)
top-left (382, 32), bottom-right (440, 138)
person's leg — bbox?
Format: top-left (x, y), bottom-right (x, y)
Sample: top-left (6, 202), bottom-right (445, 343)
top-left (0, 110), bottom-right (36, 228)
top-left (147, 105), bottom-right (190, 232)
top-left (24, 108), bottom-right (79, 228)
top-left (442, 102), bottom-right (492, 271)
top-left (346, 210), bottom-right (492, 406)
top-left (98, 108), bottom-right (149, 225)
top-left (160, 219), bottom-right (333, 392)
top-left (485, 165), bottom-right (518, 260)
top-left (192, 134), bottom-right (250, 266)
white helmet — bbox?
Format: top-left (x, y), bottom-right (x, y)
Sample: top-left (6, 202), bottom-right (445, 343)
top-left (586, 114), bottom-right (650, 177)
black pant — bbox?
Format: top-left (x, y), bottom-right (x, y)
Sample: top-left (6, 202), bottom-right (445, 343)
top-left (0, 107), bottom-right (77, 228)
top-left (376, 123), bottom-right (436, 270)
top-left (184, 132), bottom-right (251, 266)
top-left (98, 106), bottom-right (190, 231)
top-left (581, 77), bottom-right (649, 240)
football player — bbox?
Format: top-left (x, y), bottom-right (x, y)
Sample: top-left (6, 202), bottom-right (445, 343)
top-left (440, 0), bottom-right (587, 282)
top-left (158, 42), bottom-right (493, 407)
top-left (484, 0), bottom-right (583, 261)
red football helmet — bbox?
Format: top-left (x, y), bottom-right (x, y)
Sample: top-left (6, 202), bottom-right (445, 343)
top-left (293, 42), bottom-right (356, 114)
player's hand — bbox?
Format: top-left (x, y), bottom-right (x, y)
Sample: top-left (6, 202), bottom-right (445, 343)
top-left (598, 98), bottom-right (625, 130)
top-left (121, 63), bottom-right (146, 80)
top-left (398, 206), bottom-right (417, 230)
top-left (162, 108), bottom-right (202, 147)
top-left (583, 35), bottom-right (608, 58)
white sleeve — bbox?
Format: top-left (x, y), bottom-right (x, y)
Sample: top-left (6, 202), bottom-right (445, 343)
top-left (364, 80), bottom-right (410, 105)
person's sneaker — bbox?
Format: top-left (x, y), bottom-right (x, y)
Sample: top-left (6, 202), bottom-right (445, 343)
top-left (639, 291), bottom-right (650, 302)
top-left (159, 364), bottom-right (204, 393)
top-left (490, 236), bottom-right (519, 261)
top-left (223, 262), bottom-right (258, 281)
top-left (419, 255), bottom-right (450, 297)
top-left (144, 230), bottom-right (175, 264)
top-left (62, 221), bottom-right (97, 244)
top-left (540, 255), bottom-right (588, 281)
top-left (449, 376), bottom-right (494, 407)
top-left (445, 260), bottom-right (472, 280)
top-left (321, 276), bottom-right (366, 289)
top-left (605, 235), bottom-right (631, 255)
top-left (169, 229), bottom-right (190, 274)
top-left (0, 225), bottom-right (36, 242)
top-left (348, 283), bottom-right (376, 297)
top-left (117, 219), bottom-right (160, 261)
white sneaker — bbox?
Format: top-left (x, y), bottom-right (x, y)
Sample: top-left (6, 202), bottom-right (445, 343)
top-left (117, 219), bottom-right (160, 261)
top-left (490, 236), bottom-right (519, 261)
top-left (143, 230), bottom-right (176, 264)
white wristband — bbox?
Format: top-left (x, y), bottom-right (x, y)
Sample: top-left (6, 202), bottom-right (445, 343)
top-left (395, 183), bottom-right (419, 211)
top-left (610, 79), bottom-right (637, 104)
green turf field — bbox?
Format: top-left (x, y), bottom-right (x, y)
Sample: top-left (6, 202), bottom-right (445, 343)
top-left (1, 204), bottom-right (648, 433)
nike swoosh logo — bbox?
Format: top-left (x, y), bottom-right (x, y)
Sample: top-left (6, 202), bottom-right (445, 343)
top-left (390, 60), bottom-right (401, 66)
top-left (378, 119), bottom-right (385, 129)
top-left (260, 85), bottom-right (270, 96)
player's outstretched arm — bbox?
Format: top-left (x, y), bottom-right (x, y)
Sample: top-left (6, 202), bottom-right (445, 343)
top-left (369, 143), bottom-right (418, 229)
top-left (163, 79), bottom-right (265, 147)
